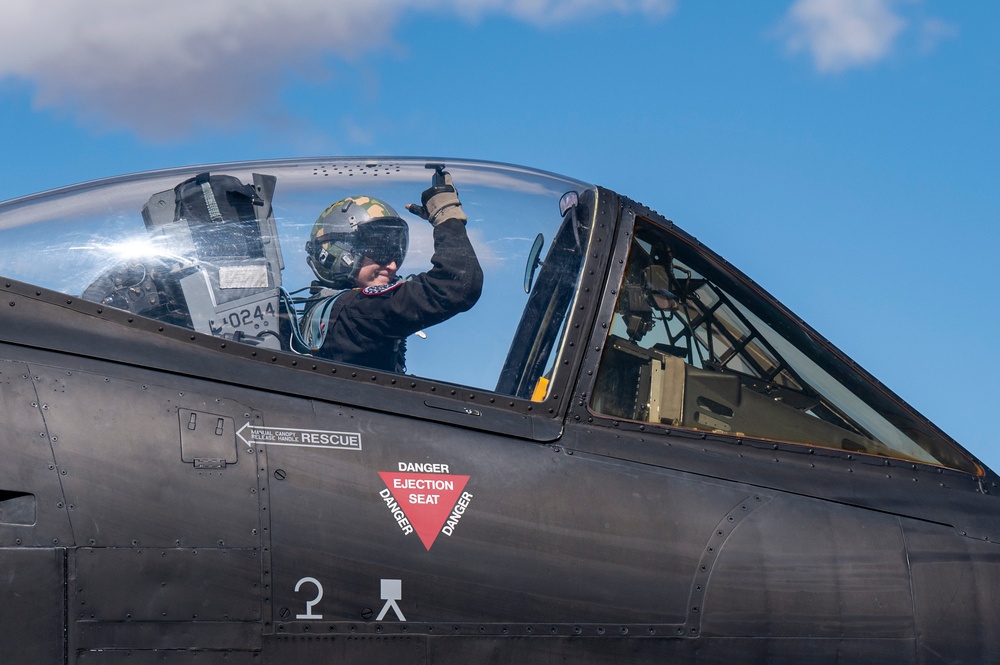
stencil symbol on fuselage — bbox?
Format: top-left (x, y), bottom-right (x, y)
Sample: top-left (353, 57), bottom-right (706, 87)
top-left (378, 468), bottom-right (473, 550)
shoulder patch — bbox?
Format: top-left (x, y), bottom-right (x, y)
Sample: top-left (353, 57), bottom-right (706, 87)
top-left (362, 281), bottom-right (404, 296)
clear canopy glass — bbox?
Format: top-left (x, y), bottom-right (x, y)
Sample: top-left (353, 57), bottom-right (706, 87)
top-left (0, 158), bottom-right (593, 395)
top-left (590, 216), bottom-right (979, 474)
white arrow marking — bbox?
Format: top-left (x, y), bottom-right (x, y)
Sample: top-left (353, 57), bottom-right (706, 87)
top-left (237, 423), bottom-right (362, 451)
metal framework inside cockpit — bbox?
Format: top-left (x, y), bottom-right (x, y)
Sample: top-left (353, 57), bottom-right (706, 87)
top-left (591, 215), bottom-right (977, 473)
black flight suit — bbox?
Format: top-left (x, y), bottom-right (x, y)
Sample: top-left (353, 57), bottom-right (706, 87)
top-left (308, 217), bottom-right (483, 372)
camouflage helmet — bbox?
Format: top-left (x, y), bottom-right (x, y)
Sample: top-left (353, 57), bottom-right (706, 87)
top-left (305, 196), bottom-right (409, 287)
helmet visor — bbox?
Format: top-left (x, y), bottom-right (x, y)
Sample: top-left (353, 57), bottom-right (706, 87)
top-left (355, 218), bottom-right (409, 267)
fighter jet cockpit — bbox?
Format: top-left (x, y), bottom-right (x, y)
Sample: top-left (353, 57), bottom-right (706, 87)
top-left (0, 157), bottom-right (978, 475)
top-left (590, 216), bottom-right (978, 474)
top-left (0, 159), bottom-right (593, 400)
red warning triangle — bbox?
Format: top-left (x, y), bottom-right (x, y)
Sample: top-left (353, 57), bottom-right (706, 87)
top-left (379, 472), bottom-right (470, 550)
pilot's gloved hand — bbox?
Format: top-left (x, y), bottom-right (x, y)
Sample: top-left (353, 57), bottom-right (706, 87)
top-left (406, 171), bottom-right (468, 226)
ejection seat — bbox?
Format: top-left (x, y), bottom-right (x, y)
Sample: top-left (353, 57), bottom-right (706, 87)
top-left (82, 172), bottom-right (289, 350)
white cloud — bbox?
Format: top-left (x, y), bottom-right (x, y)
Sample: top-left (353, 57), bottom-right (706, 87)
top-left (781, 0), bottom-right (906, 72)
top-left (0, 0), bottom-right (674, 139)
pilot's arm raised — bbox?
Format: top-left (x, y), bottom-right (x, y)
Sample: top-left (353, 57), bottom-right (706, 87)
top-left (301, 171), bottom-right (483, 371)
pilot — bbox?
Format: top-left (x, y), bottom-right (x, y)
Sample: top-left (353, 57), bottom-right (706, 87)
top-left (299, 169), bottom-right (483, 372)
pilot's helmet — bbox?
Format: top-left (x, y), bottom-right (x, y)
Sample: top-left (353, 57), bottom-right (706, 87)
top-left (305, 196), bottom-right (409, 287)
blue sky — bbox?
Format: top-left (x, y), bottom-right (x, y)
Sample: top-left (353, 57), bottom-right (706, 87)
top-left (1, 0), bottom-right (998, 472)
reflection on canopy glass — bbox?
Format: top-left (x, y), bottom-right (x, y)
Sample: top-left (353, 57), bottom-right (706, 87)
top-left (0, 159), bottom-right (594, 397)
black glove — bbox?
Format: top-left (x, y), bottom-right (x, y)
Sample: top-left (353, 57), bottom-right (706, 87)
top-left (406, 170), bottom-right (468, 226)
